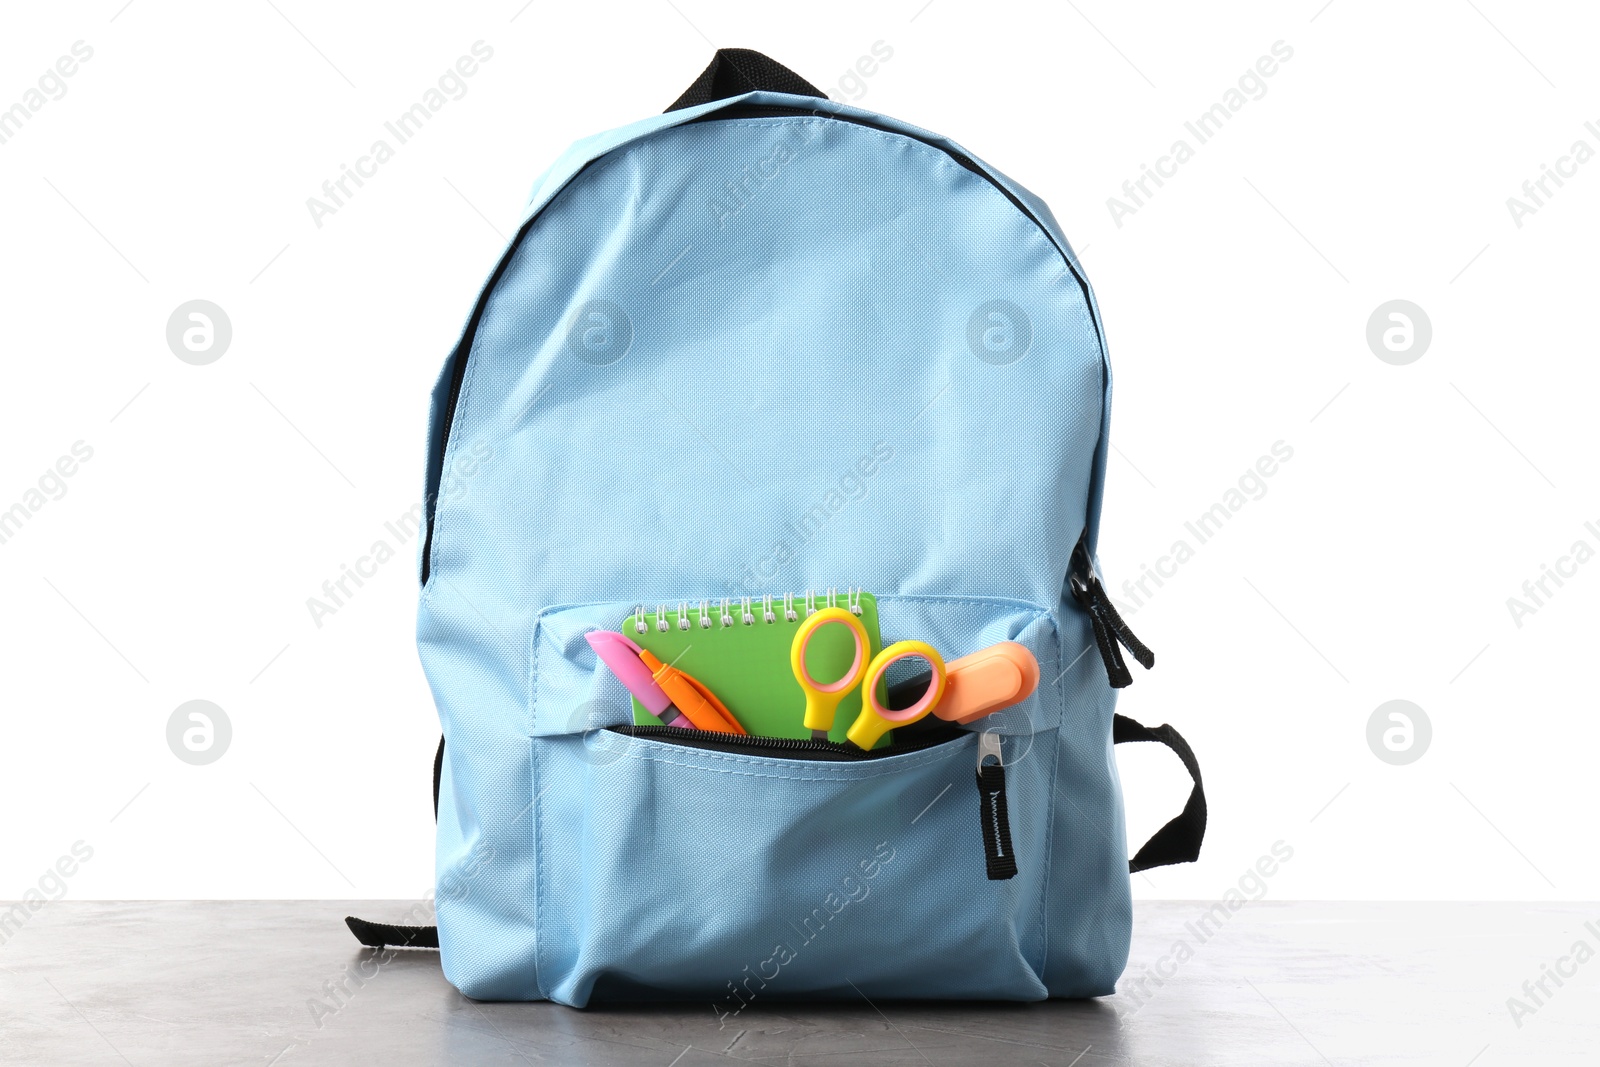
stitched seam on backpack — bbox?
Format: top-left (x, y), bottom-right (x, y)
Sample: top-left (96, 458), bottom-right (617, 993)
top-left (530, 735), bottom-right (549, 1000)
top-left (1030, 659), bottom-right (1068, 985)
top-left (1035, 616), bottom-right (1070, 982)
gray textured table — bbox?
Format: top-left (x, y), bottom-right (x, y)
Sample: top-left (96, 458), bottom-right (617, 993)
top-left (2, 902), bottom-right (1592, 1065)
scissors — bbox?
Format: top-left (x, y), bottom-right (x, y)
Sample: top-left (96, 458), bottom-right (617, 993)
top-left (790, 607), bottom-right (948, 750)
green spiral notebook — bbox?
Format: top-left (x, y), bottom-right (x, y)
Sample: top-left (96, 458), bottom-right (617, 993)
top-left (623, 590), bottom-right (886, 743)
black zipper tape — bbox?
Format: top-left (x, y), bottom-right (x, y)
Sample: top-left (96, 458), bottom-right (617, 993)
top-left (605, 724), bottom-right (966, 761)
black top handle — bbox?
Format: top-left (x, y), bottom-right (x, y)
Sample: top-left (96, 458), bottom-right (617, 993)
top-left (666, 48), bottom-right (826, 112)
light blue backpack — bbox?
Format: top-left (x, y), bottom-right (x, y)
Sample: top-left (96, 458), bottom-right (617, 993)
top-left (347, 49), bottom-right (1205, 1008)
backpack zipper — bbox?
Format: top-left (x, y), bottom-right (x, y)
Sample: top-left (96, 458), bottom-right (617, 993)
top-left (605, 724), bottom-right (1017, 880)
top-left (975, 731), bottom-right (1016, 880)
top-left (1069, 539), bottom-right (1154, 689)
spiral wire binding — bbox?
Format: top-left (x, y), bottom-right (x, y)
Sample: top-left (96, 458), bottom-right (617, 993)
top-left (629, 587), bottom-right (869, 630)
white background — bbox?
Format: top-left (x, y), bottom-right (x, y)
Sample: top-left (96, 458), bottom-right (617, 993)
top-left (1, 0), bottom-right (1594, 902)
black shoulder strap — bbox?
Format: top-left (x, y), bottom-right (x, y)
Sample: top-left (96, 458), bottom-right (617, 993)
top-left (666, 48), bottom-right (825, 112)
top-left (1114, 715), bottom-right (1207, 873)
top-left (345, 735), bottom-right (446, 950)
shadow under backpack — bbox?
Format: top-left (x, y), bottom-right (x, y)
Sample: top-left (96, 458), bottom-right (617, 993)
top-left (347, 49), bottom-right (1206, 1008)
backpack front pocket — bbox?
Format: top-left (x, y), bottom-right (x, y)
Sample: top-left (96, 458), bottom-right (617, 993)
top-left (524, 592), bottom-right (1064, 1007)
top-left (530, 729), bottom-right (1051, 1008)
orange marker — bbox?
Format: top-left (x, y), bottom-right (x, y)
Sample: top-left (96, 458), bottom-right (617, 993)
top-left (934, 642), bottom-right (1039, 724)
top-left (637, 649), bottom-right (746, 735)
top-left (888, 642), bottom-right (1040, 725)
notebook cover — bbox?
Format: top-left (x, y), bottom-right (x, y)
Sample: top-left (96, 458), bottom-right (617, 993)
top-left (624, 592), bottom-right (886, 743)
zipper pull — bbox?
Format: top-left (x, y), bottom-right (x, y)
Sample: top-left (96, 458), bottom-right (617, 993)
top-left (1070, 547), bottom-right (1154, 689)
top-left (976, 731), bottom-right (1017, 880)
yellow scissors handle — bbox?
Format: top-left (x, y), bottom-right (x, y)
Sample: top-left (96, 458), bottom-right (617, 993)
top-left (791, 607), bottom-right (870, 735)
top-left (846, 640), bottom-right (948, 750)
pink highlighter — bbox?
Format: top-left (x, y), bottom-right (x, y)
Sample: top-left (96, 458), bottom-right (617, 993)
top-left (584, 630), bottom-right (694, 729)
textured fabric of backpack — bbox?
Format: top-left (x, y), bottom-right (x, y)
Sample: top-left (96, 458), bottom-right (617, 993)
top-left (418, 84), bottom-right (1138, 1007)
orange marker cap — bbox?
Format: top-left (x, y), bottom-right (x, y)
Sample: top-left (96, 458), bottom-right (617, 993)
top-left (638, 649), bottom-right (746, 735)
top-left (932, 642), bottom-right (1040, 725)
